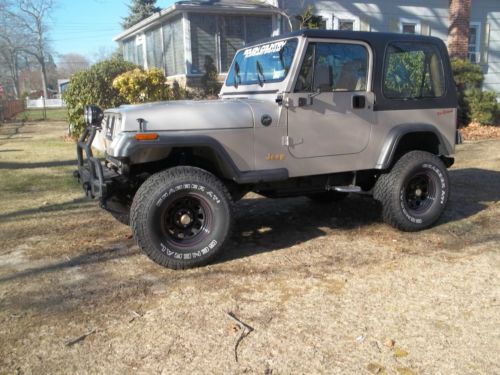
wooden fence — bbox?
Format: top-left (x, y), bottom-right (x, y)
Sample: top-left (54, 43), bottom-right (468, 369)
top-left (0, 100), bottom-right (25, 121)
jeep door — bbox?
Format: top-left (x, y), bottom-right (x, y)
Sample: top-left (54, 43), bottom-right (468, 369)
top-left (286, 40), bottom-right (374, 158)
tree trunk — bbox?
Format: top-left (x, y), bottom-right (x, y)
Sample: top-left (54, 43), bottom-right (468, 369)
top-left (448, 0), bottom-right (472, 60)
top-left (38, 55), bottom-right (48, 120)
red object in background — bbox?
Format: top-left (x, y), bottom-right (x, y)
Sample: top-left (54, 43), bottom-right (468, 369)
top-left (0, 85), bottom-right (4, 97)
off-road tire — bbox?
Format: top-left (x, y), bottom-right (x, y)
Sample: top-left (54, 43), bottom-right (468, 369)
top-left (373, 151), bottom-right (449, 232)
top-left (130, 166), bottom-right (233, 269)
top-left (307, 191), bottom-right (348, 203)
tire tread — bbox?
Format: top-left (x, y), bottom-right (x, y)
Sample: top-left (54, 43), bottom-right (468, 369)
top-left (373, 151), bottom-right (449, 232)
top-left (130, 166), bottom-right (233, 269)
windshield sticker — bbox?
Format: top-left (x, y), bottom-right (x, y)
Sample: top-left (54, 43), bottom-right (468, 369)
top-left (244, 41), bottom-right (287, 58)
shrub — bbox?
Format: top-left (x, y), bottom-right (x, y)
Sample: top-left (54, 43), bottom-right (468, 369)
top-left (295, 5), bottom-right (324, 29)
top-left (451, 58), bottom-right (483, 90)
top-left (201, 56), bottom-right (221, 97)
top-left (451, 58), bottom-right (484, 125)
top-left (113, 68), bottom-right (171, 104)
top-left (63, 57), bottom-right (137, 137)
top-left (171, 80), bottom-right (190, 100)
top-left (464, 88), bottom-right (498, 125)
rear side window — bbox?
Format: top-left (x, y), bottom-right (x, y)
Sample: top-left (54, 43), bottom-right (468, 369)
top-left (383, 42), bottom-right (445, 99)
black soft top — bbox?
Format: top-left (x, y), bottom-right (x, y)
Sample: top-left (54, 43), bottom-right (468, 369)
top-left (244, 29), bottom-right (456, 112)
top-left (245, 29), bottom-right (444, 48)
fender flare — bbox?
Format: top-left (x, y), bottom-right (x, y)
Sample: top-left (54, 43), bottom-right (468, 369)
top-left (375, 124), bottom-right (453, 170)
top-left (114, 133), bottom-right (288, 184)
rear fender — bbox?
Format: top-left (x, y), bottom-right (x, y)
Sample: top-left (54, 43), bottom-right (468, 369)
top-left (375, 124), bottom-right (453, 170)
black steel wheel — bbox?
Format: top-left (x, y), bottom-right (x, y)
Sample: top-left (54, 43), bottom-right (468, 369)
top-left (403, 172), bottom-right (438, 214)
top-left (374, 151), bottom-right (450, 231)
top-left (131, 166), bottom-right (233, 269)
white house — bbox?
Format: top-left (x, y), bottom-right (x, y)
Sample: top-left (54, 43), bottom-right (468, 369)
top-left (113, 0), bottom-right (287, 87)
top-left (115, 0), bottom-right (500, 97)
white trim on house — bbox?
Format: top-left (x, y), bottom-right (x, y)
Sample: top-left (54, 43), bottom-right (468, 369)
top-left (468, 21), bottom-right (481, 64)
top-left (399, 18), bottom-right (421, 35)
top-left (316, 11), bottom-right (360, 31)
top-left (182, 12), bottom-right (191, 75)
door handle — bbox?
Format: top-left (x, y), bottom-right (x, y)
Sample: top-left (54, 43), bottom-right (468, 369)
top-left (298, 97), bottom-right (308, 107)
top-left (352, 95), bottom-right (366, 109)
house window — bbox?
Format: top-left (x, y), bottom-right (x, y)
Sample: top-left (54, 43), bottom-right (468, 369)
top-left (468, 22), bottom-right (481, 63)
top-left (338, 20), bottom-right (355, 31)
top-left (219, 16), bottom-right (245, 73)
top-left (122, 38), bottom-right (136, 63)
top-left (332, 13), bottom-right (360, 31)
top-left (162, 16), bottom-right (185, 75)
top-left (189, 14), bottom-right (217, 75)
top-left (136, 35), bottom-right (145, 68)
top-left (145, 27), bottom-right (163, 69)
top-left (190, 13), bottom-right (272, 74)
top-left (400, 19), bottom-right (421, 34)
top-left (245, 16), bottom-right (273, 43)
top-left (122, 35), bottom-right (146, 67)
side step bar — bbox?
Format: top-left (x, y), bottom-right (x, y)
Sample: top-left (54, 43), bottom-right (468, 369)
top-left (333, 185), bottom-right (362, 193)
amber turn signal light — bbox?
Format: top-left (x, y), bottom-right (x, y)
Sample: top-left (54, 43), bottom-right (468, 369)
top-left (135, 133), bottom-right (159, 141)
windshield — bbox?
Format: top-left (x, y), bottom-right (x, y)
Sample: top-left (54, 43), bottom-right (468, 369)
top-left (226, 38), bottom-right (298, 87)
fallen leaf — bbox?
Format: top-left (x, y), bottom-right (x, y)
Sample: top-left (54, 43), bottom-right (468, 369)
top-left (367, 362), bottom-right (387, 374)
top-left (385, 339), bottom-right (396, 348)
top-left (394, 347), bottom-right (409, 358)
top-left (397, 367), bottom-right (418, 375)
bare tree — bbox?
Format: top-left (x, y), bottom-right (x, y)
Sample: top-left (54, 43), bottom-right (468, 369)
top-left (57, 53), bottom-right (90, 78)
top-left (8, 0), bottom-right (55, 99)
top-left (0, 3), bottom-right (27, 98)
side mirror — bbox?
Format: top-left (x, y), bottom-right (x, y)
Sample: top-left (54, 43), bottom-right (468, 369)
top-left (84, 105), bottom-right (104, 127)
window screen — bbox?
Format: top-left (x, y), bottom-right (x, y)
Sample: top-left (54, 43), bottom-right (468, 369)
top-left (339, 20), bottom-right (354, 31)
top-left (146, 27), bottom-right (163, 69)
top-left (402, 23), bottom-right (416, 34)
top-left (468, 25), bottom-right (480, 63)
top-left (122, 38), bottom-right (137, 64)
top-left (190, 14), bottom-right (217, 74)
top-left (295, 42), bottom-right (368, 92)
top-left (163, 16), bottom-right (185, 75)
top-left (219, 16), bottom-right (245, 72)
top-left (245, 16), bottom-right (272, 43)
top-left (383, 42), bottom-right (445, 99)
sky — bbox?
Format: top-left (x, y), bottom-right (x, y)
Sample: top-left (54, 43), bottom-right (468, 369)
top-left (49, 0), bottom-right (176, 63)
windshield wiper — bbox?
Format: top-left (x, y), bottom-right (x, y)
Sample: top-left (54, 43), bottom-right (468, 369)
top-left (233, 62), bottom-right (241, 88)
top-left (256, 60), bottom-right (266, 87)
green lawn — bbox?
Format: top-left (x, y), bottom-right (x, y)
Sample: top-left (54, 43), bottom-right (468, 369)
top-left (14, 108), bottom-right (68, 122)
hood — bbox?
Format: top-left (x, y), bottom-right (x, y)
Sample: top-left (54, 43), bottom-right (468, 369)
top-left (112, 99), bottom-right (255, 132)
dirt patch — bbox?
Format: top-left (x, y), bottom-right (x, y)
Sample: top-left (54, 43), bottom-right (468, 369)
top-left (0, 122), bottom-right (499, 374)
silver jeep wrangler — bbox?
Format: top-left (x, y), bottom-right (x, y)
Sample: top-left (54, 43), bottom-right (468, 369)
top-left (76, 30), bottom-right (459, 269)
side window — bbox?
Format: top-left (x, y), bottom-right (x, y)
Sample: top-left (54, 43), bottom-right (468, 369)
top-left (383, 42), bottom-right (446, 99)
top-left (295, 44), bottom-right (315, 92)
top-left (295, 42), bottom-right (368, 92)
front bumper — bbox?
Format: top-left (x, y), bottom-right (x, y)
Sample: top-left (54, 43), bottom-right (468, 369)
top-left (75, 126), bottom-right (120, 200)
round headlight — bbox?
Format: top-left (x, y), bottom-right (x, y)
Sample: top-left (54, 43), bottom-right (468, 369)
top-left (84, 105), bottom-right (103, 126)
top-left (84, 106), bottom-right (89, 125)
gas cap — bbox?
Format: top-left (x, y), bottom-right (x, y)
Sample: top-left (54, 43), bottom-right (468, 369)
top-left (261, 114), bottom-right (273, 127)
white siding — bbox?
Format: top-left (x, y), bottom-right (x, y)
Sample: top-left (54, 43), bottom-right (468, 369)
top-left (282, 0), bottom-right (500, 98)
top-left (281, 0), bottom-right (449, 41)
top-left (471, 0), bottom-right (500, 98)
